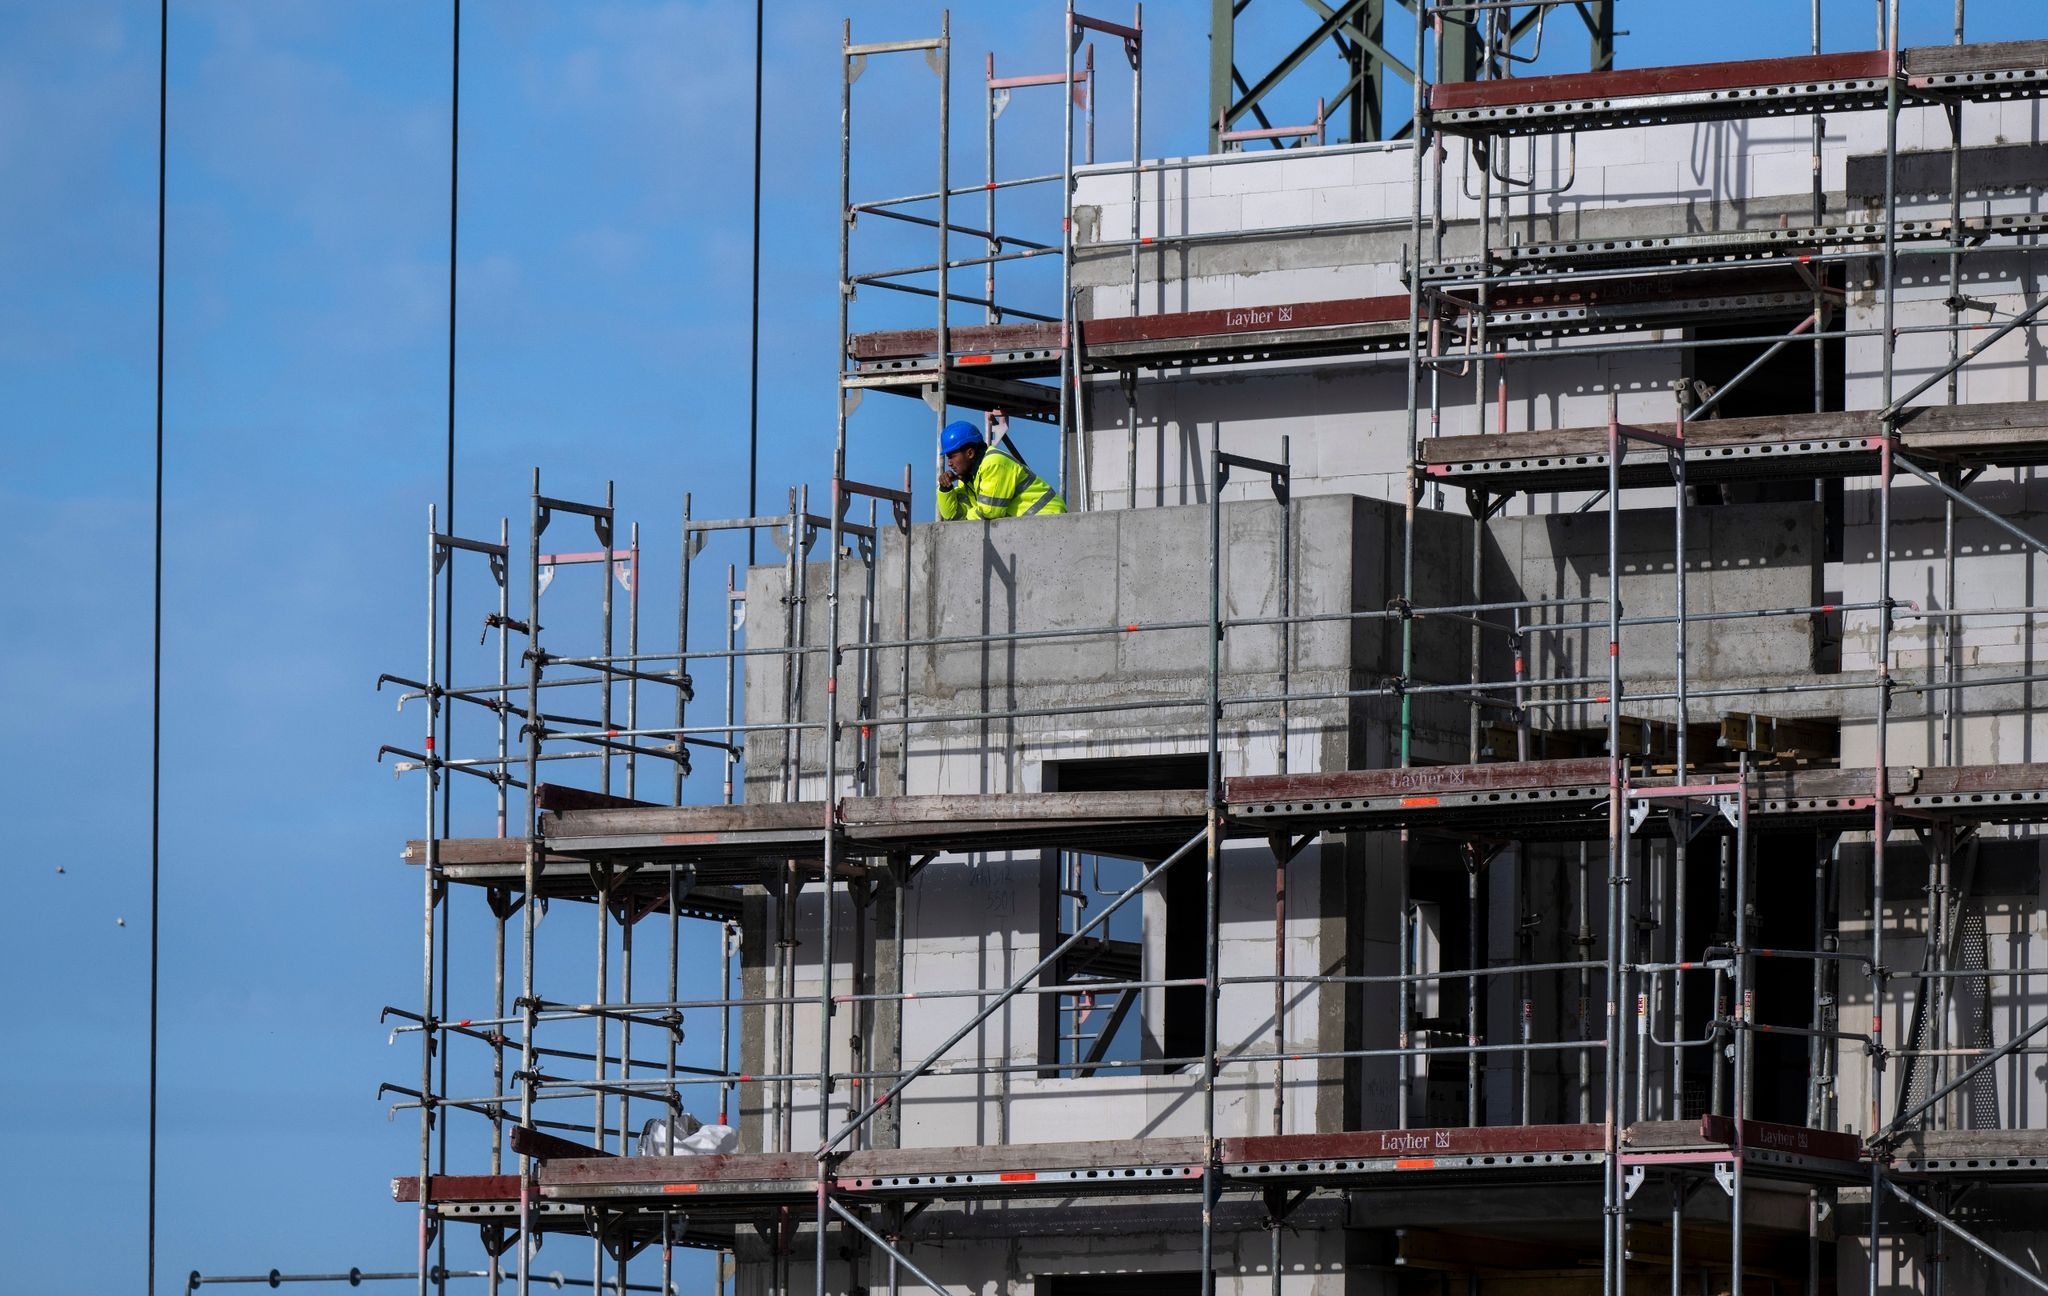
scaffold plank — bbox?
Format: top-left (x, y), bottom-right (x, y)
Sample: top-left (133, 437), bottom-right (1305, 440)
top-left (1891, 1129), bottom-right (2048, 1180)
top-left (544, 789), bottom-right (1212, 863)
top-left (1428, 42), bottom-right (2048, 136)
top-left (1225, 1122), bottom-right (1604, 1165)
top-left (1425, 210), bottom-right (2048, 281)
top-left (1419, 400), bottom-right (2048, 493)
top-left (1428, 50), bottom-right (1895, 134)
top-left (1231, 760), bottom-right (2048, 834)
top-left (392, 1174), bottom-right (523, 1204)
top-left (1430, 51), bottom-right (1893, 115)
top-left (535, 1136), bottom-right (1208, 1204)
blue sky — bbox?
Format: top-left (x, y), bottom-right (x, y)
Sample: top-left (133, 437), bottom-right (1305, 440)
top-left (2, 1), bottom-right (2040, 1290)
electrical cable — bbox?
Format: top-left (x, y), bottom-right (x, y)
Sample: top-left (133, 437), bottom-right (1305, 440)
top-left (747, 0), bottom-right (763, 566)
top-left (148, 1), bottom-right (167, 1292)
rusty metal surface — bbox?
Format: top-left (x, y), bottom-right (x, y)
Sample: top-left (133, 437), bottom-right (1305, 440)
top-left (510, 1125), bottom-right (612, 1162)
top-left (392, 1173), bottom-right (523, 1204)
top-left (539, 1135), bottom-right (1208, 1194)
top-left (1699, 1115), bottom-right (1863, 1165)
top-left (533, 783), bottom-right (661, 813)
top-left (1229, 759), bottom-right (1612, 805)
top-left (543, 801), bottom-right (827, 838)
top-left (542, 1150), bottom-right (817, 1188)
top-left (1224, 1123), bottom-right (1604, 1165)
top-left (850, 300), bottom-right (1411, 364)
top-left (1084, 297), bottom-right (1408, 347)
top-left (1467, 268), bottom-right (1811, 316)
top-left (848, 321), bottom-right (1062, 361)
top-left (1430, 50), bottom-right (1893, 113)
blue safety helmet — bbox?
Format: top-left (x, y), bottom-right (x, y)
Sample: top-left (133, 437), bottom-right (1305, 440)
top-left (940, 420), bottom-right (986, 455)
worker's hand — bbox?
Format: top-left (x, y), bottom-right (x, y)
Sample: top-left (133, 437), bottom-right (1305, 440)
top-left (989, 409), bottom-right (1009, 435)
top-left (939, 468), bottom-right (959, 491)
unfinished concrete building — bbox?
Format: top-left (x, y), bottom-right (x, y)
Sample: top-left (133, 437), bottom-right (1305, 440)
top-left (391, 5), bottom-right (2048, 1295)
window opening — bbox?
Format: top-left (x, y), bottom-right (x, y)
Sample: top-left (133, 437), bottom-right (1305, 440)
top-left (1039, 755), bottom-right (1206, 1078)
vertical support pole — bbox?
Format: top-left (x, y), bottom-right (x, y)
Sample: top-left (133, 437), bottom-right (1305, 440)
top-left (593, 498), bottom-right (615, 1296)
top-left (1586, 0), bottom-right (1615, 72)
top-left (936, 14), bottom-right (952, 497)
top-left (1060, 0), bottom-right (1077, 500)
top-left (497, 516), bottom-right (511, 837)
top-left (601, 481), bottom-right (616, 798)
top-left (517, 469), bottom-right (543, 1296)
top-left (420, 507), bottom-right (442, 1296)
top-left (860, 504), bottom-right (880, 797)
top-left (677, 493), bottom-right (693, 808)
top-left (899, 465), bottom-right (913, 797)
top-left (1811, 0), bottom-right (1829, 519)
top-left (1466, 844), bottom-right (1481, 1125)
top-left (1731, 759), bottom-right (1752, 1296)
top-left (1201, 448), bottom-right (1225, 1296)
top-left (1129, 5), bottom-right (1143, 323)
top-left (1869, 426), bottom-right (1896, 1296)
top-left (1602, 393), bottom-right (1626, 1296)
top-left (1126, 5), bottom-right (1145, 515)
top-left (1273, 447), bottom-right (1295, 1152)
top-left (1670, 409), bottom-right (1691, 1126)
top-left (725, 565), bottom-right (740, 805)
top-left (1402, 29), bottom-right (1442, 1114)
top-left (1670, 1176), bottom-right (1685, 1296)
top-left (1578, 840), bottom-right (1593, 1125)
top-left (1278, 434), bottom-right (1292, 775)
top-left (1400, 0), bottom-right (1431, 770)
top-left (985, 53), bottom-right (998, 326)
top-left (1358, 0), bottom-right (1387, 141)
top-left (1880, 1), bottom-right (1902, 413)
top-left (1207, 0), bottom-right (1232, 153)
top-left (1084, 42), bottom-right (1096, 165)
top-left (663, 863), bottom-right (679, 1296)
top-left (626, 523), bottom-right (640, 801)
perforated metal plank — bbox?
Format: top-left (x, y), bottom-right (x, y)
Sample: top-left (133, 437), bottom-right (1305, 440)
top-left (1223, 1124), bottom-right (1608, 1183)
top-left (1423, 211), bottom-right (2048, 281)
top-left (1428, 50), bottom-right (1895, 136)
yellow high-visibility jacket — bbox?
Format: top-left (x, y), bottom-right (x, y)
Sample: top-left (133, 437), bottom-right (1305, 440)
top-left (936, 448), bottom-right (1067, 521)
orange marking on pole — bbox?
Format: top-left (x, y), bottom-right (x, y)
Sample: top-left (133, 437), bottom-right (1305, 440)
top-left (662, 1184), bottom-right (701, 1194)
top-left (1400, 796), bottom-right (1439, 808)
top-left (1395, 1158), bottom-right (1437, 1170)
top-left (998, 1172), bottom-right (1038, 1182)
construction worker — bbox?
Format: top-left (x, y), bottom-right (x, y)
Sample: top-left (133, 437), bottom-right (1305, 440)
top-left (936, 411), bottom-right (1066, 520)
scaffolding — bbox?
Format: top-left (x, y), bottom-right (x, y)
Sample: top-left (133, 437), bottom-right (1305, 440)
top-left (377, 5), bottom-right (2048, 1296)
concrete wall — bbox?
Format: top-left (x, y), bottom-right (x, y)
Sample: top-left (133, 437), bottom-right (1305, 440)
top-left (735, 496), bottom-right (1472, 1154)
top-left (1486, 501), bottom-right (1830, 718)
top-left (741, 493), bottom-right (1474, 800)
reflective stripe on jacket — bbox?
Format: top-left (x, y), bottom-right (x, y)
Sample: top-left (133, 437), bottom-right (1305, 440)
top-left (936, 448), bottom-right (1067, 521)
